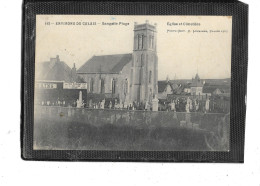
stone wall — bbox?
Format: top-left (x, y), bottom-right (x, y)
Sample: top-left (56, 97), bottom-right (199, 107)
top-left (78, 62), bottom-right (131, 102)
top-left (34, 106), bottom-right (229, 151)
top-left (35, 106), bottom-right (229, 132)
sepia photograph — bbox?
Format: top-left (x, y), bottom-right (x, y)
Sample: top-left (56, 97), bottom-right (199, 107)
top-left (34, 15), bottom-right (232, 151)
top-left (1, 0), bottom-right (257, 185)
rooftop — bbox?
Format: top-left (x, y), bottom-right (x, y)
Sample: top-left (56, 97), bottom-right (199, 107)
top-left (77, 53), bottom-right (132, 74)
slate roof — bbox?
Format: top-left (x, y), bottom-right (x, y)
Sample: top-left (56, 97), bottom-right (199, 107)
top-left (173, 85), bottom-right (185, 95)
top-left (158, 81), bottom-right (177, 93)
top-left (158, 81), bottom-right (168, 93)
top-left (35, 61), bottom-right (73, 82)
top-left (203, 86), bottom-right (217, 94)
top-left (183, 82), bottom-right (191, 88)
top-left (190, 81), bottom-right (203, 87)
top-left (203, 85), bottom-right (230, 94)
top-left (77, 53), bottom-right (132, 74)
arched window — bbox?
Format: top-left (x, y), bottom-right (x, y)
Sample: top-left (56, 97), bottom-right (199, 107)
top-left (90, 78), bottom-right (94, 93)
top-left (112, 78), bottom-right (116, 94)
top-left (124, 79), bottom-right (128, 95)
top-left (141, 35), bottom-right (144, 49)
top-left (141, 54), bottom-right (144, 67)
top-left (149, 71), bottom-right (152, 84)
top-left (101, 78), bottom-right (105, 94)
top-left (138, 35), bottom-right (142, 50)
top-left (151, 36), bottom-right (154, 48)
top-left (149, 35), bottom-right (152, 48)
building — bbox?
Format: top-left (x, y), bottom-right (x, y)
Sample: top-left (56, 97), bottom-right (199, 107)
top-left (77, 21), bottom-right (158, 105)
top-left (77, 54), bottom-right (132, 102)
top-left (35, 55), bottom-right (77, 83)
top-left (35, 55), bottom-right (88, 106)
top-left (158, 80), bottom-right (174, 100)
top-left (35, 80), bottom-right (88, 107)
top-left (204, 86), bottom-right (230, 97)
top-left (183, 83), bottom-right (191, 94)
top-left (190, 73), bottom-right (204, 96)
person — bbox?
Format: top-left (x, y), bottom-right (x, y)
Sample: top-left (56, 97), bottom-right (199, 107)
top-left (100, 99), bottom-right (105, 109)
top-left (185, 102), bottom-right (190, 113)
top-left (89, 99), bottom-right (93, 108)
top-left (132, 101), bottom-right (136, 110)
top-left (129, 103), bottom-right (132, 110)
top-left (171, 100), bottom-right (176, 112)
top-left (76, 99), bottom-right (80, 108)
top-left (114, 99), bottom-right (118, 109)
top-left (189, 100), bottom-right (193, 111)
top-left (205, 98), bottom-right (210, 112)
top-left (195, 100), bottom-right (199, 111)
top-left (118, 100), bottom-right (123, 109)
top-left (137, 102), bottom-right (140, 110)
top-left (145, 101), bottom-right (149, 111)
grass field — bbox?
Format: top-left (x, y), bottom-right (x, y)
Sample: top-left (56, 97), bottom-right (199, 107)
top-left (34, 117), bottom-right (215, 151)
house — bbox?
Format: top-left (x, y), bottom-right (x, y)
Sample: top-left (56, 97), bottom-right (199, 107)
top-left (158, 80), bottom-right (174, 99)
top-left (190, 73), bottom-right (204, 96)
top-left (35, 55), bottom-right (77, 83)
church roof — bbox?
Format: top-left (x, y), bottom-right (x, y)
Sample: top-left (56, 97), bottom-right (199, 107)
top-left (77, 53), bottom-right (132, 74)
top-left (35, 60), bottom-right (74, 82)
top-left (190, 73), bottom-right (203, 87)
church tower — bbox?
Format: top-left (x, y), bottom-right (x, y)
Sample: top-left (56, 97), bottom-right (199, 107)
top-left (130, 20), bottom-right (158, 104)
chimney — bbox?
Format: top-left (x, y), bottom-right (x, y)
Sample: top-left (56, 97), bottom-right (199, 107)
top-left (72, 63), bottom-right (77, 82)
top-left (56, 55), bottom-right (60, 62)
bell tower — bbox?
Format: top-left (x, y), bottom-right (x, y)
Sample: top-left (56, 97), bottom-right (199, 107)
top-left (130, 20), bottom-right (158, 104)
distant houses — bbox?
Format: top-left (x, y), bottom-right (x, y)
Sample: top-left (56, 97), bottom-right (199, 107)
top-left (157, 73), bottom-right (230, 102)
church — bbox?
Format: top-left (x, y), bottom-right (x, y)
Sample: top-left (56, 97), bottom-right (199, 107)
top-left (77, 21), bottom-right (158, 105)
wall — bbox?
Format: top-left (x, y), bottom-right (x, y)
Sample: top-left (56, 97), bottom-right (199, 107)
top-left (35, 106), bottom-right (229, 132)
top-left (78, 62), bottom-right (131, 103)
top-left (34, 106), bottom-right (229, 151)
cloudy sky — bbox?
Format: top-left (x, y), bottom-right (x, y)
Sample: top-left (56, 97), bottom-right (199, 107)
top-left (35, 15), bottom-right (232, 80)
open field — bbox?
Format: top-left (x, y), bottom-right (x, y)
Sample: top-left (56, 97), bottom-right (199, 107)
top-left (34, 106), bottom-right (229, 151)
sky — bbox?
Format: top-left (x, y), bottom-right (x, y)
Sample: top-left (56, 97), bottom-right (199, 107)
top-left (35, 15), bottom-right (232, 80)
